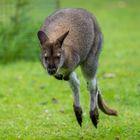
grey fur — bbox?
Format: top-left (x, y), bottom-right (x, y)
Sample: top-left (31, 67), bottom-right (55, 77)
top-left (37, 8), bottom-right (117, 127)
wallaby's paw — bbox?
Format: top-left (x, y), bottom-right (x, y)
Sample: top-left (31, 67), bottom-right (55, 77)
top-left (73, 105), bottom-right (83, 127)
top-left (63, 75), bottom-right (70, 81)
top-left (90, 108), bottom-right (99, 128)
top-left (55, 74), bottom-right (70, 81)
top-left (54, 74), bottom-right (63, 80)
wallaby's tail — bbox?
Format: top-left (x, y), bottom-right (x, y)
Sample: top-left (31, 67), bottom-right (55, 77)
top-left (97, 90), bottom-right (118, 116)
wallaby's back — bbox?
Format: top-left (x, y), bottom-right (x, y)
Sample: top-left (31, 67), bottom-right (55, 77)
top-left (41, 8), bottom-right (102, 62)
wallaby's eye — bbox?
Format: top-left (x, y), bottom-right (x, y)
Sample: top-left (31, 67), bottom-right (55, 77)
top-left (44, 56), bottom-right (48, 60)
top-left (55, 53), bottom-right (61, 59)
top-left (44, 53), bottom-right (47, 57)
top-left (44, 53), bottom-right (48, 60)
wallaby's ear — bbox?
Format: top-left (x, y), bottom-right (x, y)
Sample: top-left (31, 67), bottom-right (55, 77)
top-left (37, 31), bottom-right (49, 45)
top-left (57, 31), bottom-right (69, 46)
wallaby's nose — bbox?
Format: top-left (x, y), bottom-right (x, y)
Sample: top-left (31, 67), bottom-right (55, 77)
top-left (48, 67), bottom-right (56, 75)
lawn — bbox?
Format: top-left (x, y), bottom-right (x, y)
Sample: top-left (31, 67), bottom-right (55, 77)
top-left (0, 0), bottom-right (140, 139)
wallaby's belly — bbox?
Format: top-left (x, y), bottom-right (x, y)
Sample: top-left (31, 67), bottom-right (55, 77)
top-left (41, 8), bottom-right (95, 61)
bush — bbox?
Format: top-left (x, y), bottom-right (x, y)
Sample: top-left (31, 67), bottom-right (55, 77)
top-left (0, 0), bottom-right (39, 63)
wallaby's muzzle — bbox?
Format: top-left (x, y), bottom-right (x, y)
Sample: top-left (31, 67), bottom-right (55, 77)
top-left (47, 67), bottom-right (57, 75)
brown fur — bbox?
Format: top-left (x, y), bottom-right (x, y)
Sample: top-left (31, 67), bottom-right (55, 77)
top-left (37, 8), bottom-right (117, 127)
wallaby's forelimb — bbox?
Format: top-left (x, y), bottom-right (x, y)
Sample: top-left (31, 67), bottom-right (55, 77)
top-left (54, 74), bottom-right (63, 80)
top-left (54, 74), bottom-right (70, 81)
top-left (98, 90), bottom-right (118, 116)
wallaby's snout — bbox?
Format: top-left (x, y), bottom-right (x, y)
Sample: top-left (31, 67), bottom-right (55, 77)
top-left (47, 64), bottom-right (57, 75)
top-left (48, 68), bottom-right (56, 75)
top-left (44, 56), bottom-right (59, 75)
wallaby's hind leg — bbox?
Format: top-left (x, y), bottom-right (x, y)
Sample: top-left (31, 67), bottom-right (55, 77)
top-left (81, 61), bottom-right (118, 128)
top-left (81, 53), bottom-right (99, 127)
top-left (69, 72), bottom-right (83, 127)
top-left (87, 77), bottom-right (99, 128)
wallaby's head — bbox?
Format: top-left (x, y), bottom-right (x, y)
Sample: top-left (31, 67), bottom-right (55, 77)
top-left (37, 30), bottom-right (69, 75)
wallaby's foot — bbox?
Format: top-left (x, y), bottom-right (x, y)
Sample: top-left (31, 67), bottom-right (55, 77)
top-left (73, 104), bottom-right (83, 127)
top-left (54, 74), bottom-right (63, 80)
top-left (90, 108), bottom-right (99, 128)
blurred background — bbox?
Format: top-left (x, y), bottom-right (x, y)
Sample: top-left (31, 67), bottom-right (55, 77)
top-left (0, 0), bottom-right (59, 63)
top-left (0, 0), bottom-right (139, 63)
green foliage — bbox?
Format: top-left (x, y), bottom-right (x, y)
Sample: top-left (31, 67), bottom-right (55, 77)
top-left (0, 0), bottom-right (61, 63)
top-left (0, 0), bottom-right (39, 63)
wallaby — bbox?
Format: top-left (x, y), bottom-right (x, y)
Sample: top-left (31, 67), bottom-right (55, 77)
top-left (37, 8), bottom-right (117, 128)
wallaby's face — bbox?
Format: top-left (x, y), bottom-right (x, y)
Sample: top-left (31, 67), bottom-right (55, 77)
top-left (37, 31), bottom-right (69, 75)
top-left (40, 41), bottom-right (64, 75)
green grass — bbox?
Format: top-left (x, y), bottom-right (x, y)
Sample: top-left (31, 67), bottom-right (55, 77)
top-left (0, 0), bottom-right (140, 139)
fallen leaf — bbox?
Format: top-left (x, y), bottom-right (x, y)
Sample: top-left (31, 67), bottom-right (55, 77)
top-left (44, 109), bottom-right (49, 113)
top-left (115, 136), bottom-right (120, 140)
top-left (59, 109), bottom-right (65, 113)
top-left (103, 73), bottom-right (116, 78)
top-left (40, 101), bottom-right (47, 105)
top-left (40, 85), bottom-right (46, 89)
top-left (52, 97), bottom-right (59, 103)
